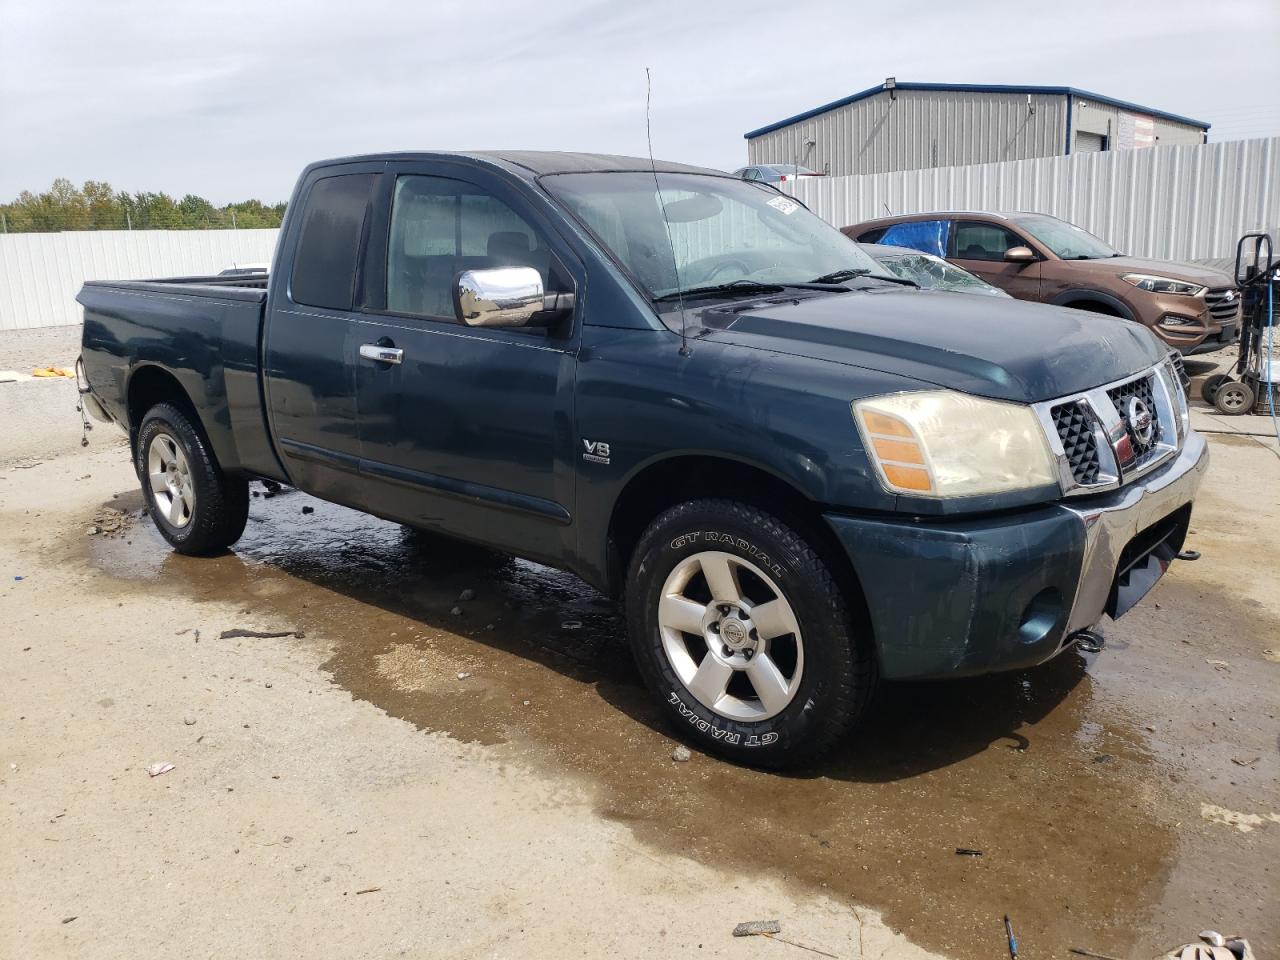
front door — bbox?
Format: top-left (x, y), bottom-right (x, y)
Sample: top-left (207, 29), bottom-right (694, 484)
top-left (950, 220), bottom-right (1043, 301)
top-left (351, 164), bottom-right (583, 563)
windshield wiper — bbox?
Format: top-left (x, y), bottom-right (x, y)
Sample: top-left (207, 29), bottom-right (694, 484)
top-left (652, 280), bottom-right (785, 303)
top-left (857, 273), bottom-right (917, 288)
top-left (810, 268), bottom-right (871, 284)
top-left (808, 268), bottom-right (918, 289)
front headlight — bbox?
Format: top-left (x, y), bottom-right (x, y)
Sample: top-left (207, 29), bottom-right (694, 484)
top-left (1122, 274), bottom-right (1205, 297)
top-left (852, 391), bottom-right (1056, 498)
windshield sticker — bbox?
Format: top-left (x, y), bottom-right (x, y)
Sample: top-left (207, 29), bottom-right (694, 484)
top-left (766, 196), bottom-right (799, 216)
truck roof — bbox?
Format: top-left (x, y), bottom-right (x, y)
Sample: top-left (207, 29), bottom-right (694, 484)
top-left (309, 151), bottom-right (727, 179)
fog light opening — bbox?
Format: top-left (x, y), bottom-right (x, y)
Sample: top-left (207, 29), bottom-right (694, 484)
top-left (1017, 587), bottom-right (1063, 646)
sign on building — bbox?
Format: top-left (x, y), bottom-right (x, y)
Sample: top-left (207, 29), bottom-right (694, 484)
top-left (1117, 111), bottom-right (1156, 150)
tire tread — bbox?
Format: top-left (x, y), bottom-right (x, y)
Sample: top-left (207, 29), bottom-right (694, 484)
top-left (136, 402), bottom-right (249, 556)
top-left (626, 498), bottom-right (876, 769)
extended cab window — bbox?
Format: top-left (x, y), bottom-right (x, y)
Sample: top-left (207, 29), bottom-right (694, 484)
top-left (290, 174), bottom-right (375, 310)
top-left (387, 176), bottom-right (553, 320)
top-left (953, 221), bottom-right (1024, 262)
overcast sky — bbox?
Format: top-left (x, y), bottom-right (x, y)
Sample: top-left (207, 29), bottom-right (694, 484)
top-left (2, 0), bottom-right (1277, 205)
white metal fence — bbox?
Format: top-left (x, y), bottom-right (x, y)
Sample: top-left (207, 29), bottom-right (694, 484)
top-left (790, 136), bottom-right (1279, 268)
top-left (2, 140), bottom-right (1277, 332)
top-left (0, 229), bottom-right (279, 331)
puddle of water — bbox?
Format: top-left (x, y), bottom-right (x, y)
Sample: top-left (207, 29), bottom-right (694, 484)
top-left (77, 487), bottom-right (1279, 959)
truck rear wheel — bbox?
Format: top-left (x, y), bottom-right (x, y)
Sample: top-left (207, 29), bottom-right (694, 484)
top-left (135, 403), bottom-right (249, 555)
top-left (625, 499), bottom-right (875, 769)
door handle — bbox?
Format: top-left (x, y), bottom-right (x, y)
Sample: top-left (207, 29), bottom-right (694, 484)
top-left (360, 343), bottom-right (404, 365)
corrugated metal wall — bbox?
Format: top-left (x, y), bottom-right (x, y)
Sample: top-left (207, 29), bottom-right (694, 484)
top-left (1071, 98), bottom-right (1204, 150)
top-left (0, 229), bottom-right (279, 331)
top-left (789, 136), bottom-right (1279, 263)
top-left (747, 89), bottom-right (1069, 176)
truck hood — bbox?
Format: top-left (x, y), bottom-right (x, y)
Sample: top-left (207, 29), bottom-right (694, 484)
top-left (711, 288), bottom-right (1168, 404)
top-left (1093, 256), bottom-right (1233, 288)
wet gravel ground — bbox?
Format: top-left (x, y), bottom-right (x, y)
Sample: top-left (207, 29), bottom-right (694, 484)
top-left (0, 324), bottom-right (81, 374)
top-left (3, 427), bottom-right (1278, 959)
top-left (0, 325), bottom-right (112, 465)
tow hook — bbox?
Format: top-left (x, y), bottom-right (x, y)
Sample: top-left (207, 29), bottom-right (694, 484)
top-left (1071, 630), bottom-right (1106, 654)
top-left (1176, 549), bottom-right (1201, 561)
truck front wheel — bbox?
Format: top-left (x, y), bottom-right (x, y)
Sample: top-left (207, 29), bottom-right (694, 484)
top-left (625, 499), bottom-right (875, 769)
top-left (135, 403), bottom-right (250, 555)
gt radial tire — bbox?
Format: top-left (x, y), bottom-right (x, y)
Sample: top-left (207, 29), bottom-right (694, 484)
top-left (625, 498), bottom-right (876, 769)
top-left (135, 402), bottom-right (250, 556)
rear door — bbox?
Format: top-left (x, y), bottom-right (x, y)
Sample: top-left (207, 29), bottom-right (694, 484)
top-left (350, 161), bottom-right (584, 563)
top-left (949, 220), bottom-right (1042, 300)
top-left (262, 165), bottom-right (380, 505)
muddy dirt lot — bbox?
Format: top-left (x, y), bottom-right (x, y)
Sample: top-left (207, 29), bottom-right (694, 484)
top-left (2, 416), bottom-right (1277, 959)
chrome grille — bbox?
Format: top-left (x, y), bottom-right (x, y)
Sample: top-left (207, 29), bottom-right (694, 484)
top-left (1107, 375), bottom-right (1163, 468)
top-left (1204, 287), bottom-right (1241, 322)
top-left (1034, 362), bottom-right (1185, 496)
top-left (1168, 352), bottom-right (1190, 391)
top-left (1051, 401), bottom-right (1101, 485)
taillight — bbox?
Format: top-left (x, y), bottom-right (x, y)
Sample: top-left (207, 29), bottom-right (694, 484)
top-left (778, 175), bottom-right (788, 182)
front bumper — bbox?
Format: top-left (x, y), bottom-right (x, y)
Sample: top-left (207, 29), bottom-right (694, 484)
top-left (1181, 321), bottom-right (1239, 355)
top-left (825, 431), bottom-right (1208, 680)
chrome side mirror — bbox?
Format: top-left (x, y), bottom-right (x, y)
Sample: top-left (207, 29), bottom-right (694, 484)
top-left (455, 267), bottom-right (545, 328)
top-left (1004, 245), bottom-right (1036, 264)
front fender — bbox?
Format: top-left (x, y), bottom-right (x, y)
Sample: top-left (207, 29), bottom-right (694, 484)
top-left (570, 328), bottom-right (919, 586)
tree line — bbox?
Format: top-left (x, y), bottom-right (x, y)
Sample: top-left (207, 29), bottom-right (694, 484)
top-left (0, 178), bottom-right (287, 233)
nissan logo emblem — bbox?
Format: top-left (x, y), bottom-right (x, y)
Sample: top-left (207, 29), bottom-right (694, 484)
top-left (1127, 396), bottom-right (1155, 445)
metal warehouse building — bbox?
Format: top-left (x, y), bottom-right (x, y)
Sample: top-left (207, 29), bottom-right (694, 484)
top-left (744, 80), bottom-right (1210, 177)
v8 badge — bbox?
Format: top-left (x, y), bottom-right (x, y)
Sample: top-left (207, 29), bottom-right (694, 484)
top-left (582, 439), bottom-right (611, 464)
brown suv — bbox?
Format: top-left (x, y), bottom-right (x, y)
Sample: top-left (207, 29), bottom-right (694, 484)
top-left (843, 211), bottom-right (1240, 354)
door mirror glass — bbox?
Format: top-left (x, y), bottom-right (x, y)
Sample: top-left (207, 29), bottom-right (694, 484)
top-left (455, 266), bottom-right (545, 327)
top-left (1004, 245), bottom-right (1036, 263)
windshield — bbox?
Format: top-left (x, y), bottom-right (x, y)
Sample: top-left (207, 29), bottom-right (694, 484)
top-left (1010, 214), bottom-right (1119, 260)
top-left (542, 172), bottom-right (892, 299)
top-left (875, 250), bottom-right (1007, 297)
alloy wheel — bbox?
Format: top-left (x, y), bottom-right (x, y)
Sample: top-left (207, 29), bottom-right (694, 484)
top-left (146, 432), bottom-right (195, 528)
top-left (657, 551), bottom-right (804, 721)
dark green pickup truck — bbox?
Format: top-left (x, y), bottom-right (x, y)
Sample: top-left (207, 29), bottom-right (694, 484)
top-left (76, 151), bottom-right (1207, 767)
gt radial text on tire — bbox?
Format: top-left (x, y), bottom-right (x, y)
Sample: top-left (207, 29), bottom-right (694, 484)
top-left (134, 402), bottom-right (250, 556)
top-left (625, 499), bottom-right (876, 769)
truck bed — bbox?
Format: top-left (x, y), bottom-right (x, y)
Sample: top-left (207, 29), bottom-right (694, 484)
top-left (78, 274), bottom-right (283, 481)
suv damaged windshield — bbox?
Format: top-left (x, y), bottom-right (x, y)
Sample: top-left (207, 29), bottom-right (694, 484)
top-left (1009, 213), bottom-right (1121, 260)
top-left (542, 172), bottom-right (898, 302)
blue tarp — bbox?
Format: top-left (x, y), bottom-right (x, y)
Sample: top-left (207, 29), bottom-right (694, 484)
top-left (879, 220), bottom-right (950, 257)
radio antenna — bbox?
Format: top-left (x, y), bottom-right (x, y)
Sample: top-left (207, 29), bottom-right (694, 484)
top-left (646, 67), bottom-right (690, 357)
